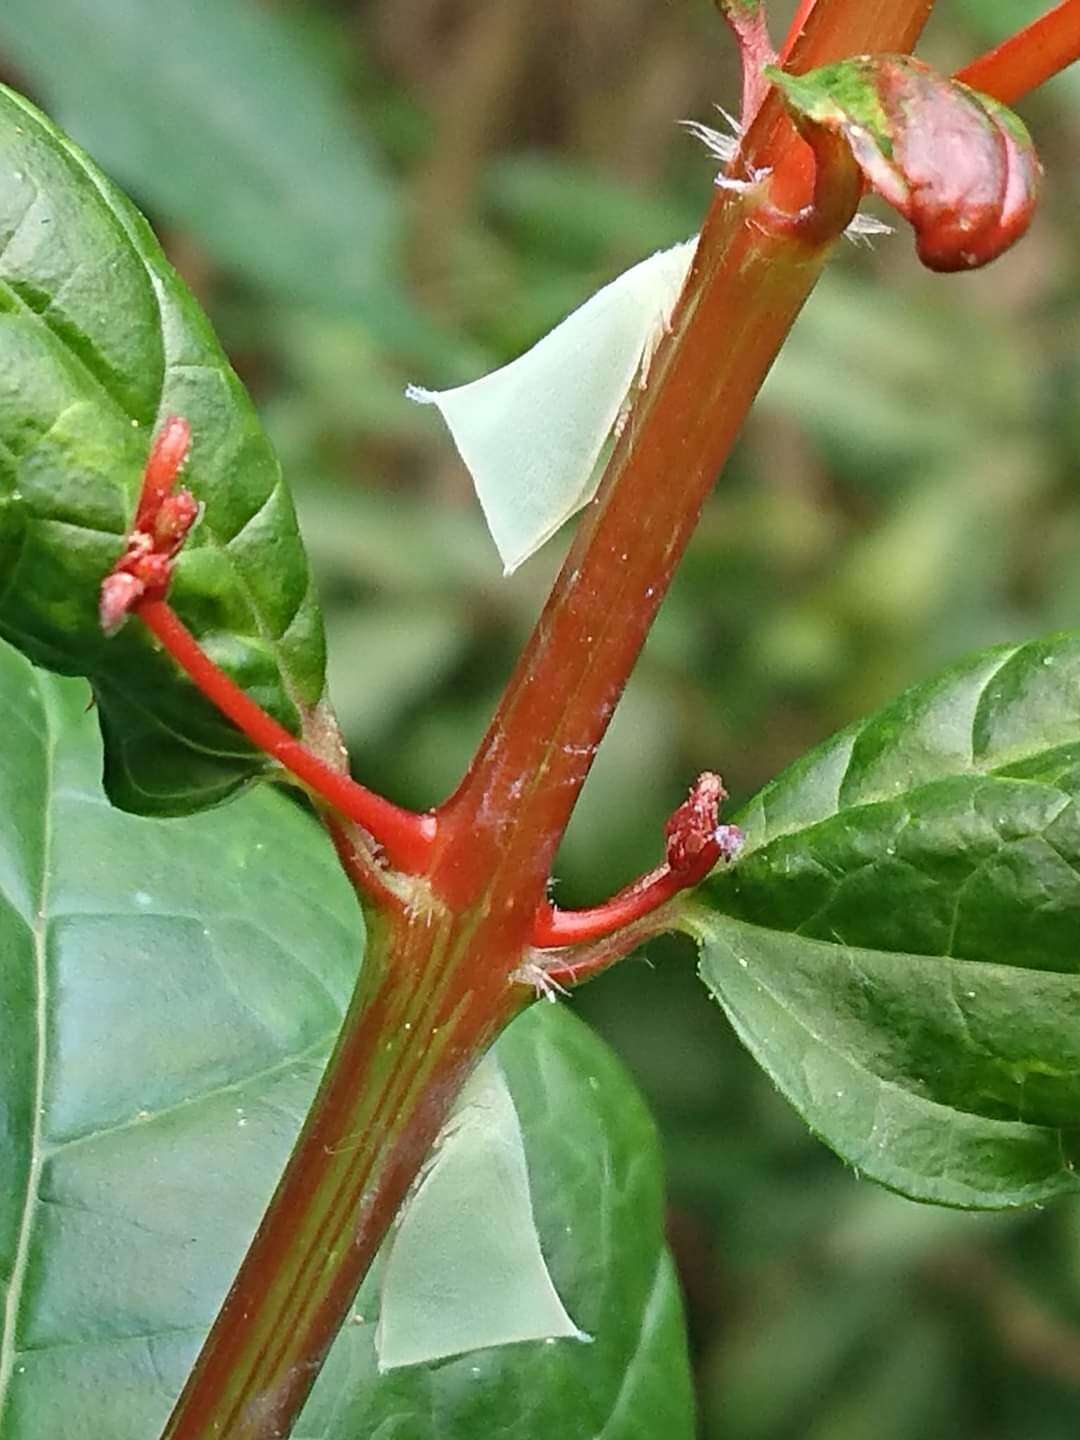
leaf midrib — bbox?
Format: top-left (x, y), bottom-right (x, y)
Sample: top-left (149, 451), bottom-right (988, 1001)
top-left (0, 672), bottom-right (54, 1422)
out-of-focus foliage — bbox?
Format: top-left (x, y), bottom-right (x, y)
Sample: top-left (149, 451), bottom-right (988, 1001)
top-left (1, 0), bottom-right (1078, 1435)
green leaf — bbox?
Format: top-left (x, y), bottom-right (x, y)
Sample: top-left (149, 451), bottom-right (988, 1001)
top-left (0, 83), bottom-right (329, 815)
top-left (0, 640), bottom-right (692, 1438)
top-left (686, 632), bottom-right (1080, 1208)
top-left (0, 0), bottom-right (436, 356)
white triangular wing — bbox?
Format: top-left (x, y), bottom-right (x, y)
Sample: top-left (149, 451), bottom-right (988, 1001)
top-left (409, 237), bottom-right (697, 573)
top-left (374, 1056), bottom-right (588, 1371)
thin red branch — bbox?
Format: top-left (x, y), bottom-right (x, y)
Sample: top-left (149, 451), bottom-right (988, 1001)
top-left (136, 599), bottom-right (436, 873)
top-left (532, 871), bottom-right (685, 948)
top-left (955, 0), bottom-right (1080, 106)
top-left (532, 773), bottom-right (741, 947)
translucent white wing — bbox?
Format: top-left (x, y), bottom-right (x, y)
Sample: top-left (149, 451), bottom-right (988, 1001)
top-left (409, 237), bottom-right (698, 574)
top-left (374, 1055), bottom-right (588, 1371)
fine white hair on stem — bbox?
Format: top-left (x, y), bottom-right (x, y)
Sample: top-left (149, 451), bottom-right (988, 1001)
top-left (512, 959), bottom-right (570, 1002)
top-left (685, 109), bottom-right (895, 247)
top-left (681, 110), bottom-right (771, 192)
top-left (845, 211), bottom-right (896, 246)
top-left (680, 114), bottom-right (741, 166)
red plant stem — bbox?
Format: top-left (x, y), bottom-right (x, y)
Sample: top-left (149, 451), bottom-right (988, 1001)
top-left (160, 5), bottom-right (943, 1438)
top-left (161, 894), bottom-right (528, 1440)
top-left (136, 598), bottom-right (436, 873)
top-left (780, 0), bottom-right (821, 62)
top-left (716, 2), bottom-right (777, 121)
top-left (955, 0), bottom-right (1080, 106)
top-left (428, 0), bottom-right (932, 923)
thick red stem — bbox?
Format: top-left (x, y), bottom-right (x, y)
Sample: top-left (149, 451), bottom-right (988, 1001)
top-left (159, 5), bottom-right (941, 1436)
top-left (780, 0), bottom-right (820, 62)
top-left (136, 599), bottom-right (436, 873)
top-left (955, 0), bottom-right (1080, 106)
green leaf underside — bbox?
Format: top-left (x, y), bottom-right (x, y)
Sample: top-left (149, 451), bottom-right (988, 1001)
top-left (0, 83), bottom-right (327, 816)
top-left (0, 641), bottom-right (692, 1438)
top-left (689, 632), bottom-right (1080, 1208)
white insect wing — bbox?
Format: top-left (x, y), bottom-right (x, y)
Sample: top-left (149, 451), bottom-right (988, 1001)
top-left (374, 1055), bottom-right (589, 1371)
top-left (409, 237), bottom-right (698, 574)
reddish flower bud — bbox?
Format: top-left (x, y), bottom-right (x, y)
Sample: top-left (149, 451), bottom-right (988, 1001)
top-left (153, 489), bottom-right (200, 551)
top-left (769, 55), bottom-right (1042, 272)
top-left (100, 419), bottom-right (200, 634)
top-left (99, 571), bottom-right (145, 636)
top-left (665, 772), bottom-right (730, 878)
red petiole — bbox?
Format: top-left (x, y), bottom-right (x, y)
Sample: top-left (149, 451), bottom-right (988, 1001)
top-left (955, 0), bottom-right (1080, 106)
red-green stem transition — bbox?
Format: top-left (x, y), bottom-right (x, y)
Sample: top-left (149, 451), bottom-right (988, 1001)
top-left (149, 3), bottom-right (1075, 1436)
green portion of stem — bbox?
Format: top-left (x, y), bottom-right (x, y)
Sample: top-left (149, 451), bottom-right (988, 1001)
top-left (161, 889), bottom-right (526, 1439)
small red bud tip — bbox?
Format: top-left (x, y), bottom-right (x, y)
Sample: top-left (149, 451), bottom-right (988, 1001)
top-left (872, 63), bottom-right (1041, 272)
top-left (770, 56), bottom-right (1042, 272)
top-left (665, 771), bottom-right (727, 877)
top-left (153, 490), bottom-right (200, 549)
top-left (100, 417), bottom-right (200, 634)
top-left (135, 415), bottom-right (192, 530)
top-left (99, 572), bottom-right (145, 637)
top-left (530, 772), bottom-right (742, 953)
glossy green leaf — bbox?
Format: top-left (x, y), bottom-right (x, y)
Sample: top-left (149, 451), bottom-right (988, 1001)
top-left (0, 83), bottom-right (328, 815)
top-left (0, 0), bottom-right (438, 357)
top-left (0, 641), bottom-right (692, 1438)
top-left (686, 632), bottom-right (1080, 1208)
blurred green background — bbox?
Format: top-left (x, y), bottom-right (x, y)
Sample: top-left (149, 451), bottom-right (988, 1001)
top-left (2, 0), bottom-right (1078, 1433)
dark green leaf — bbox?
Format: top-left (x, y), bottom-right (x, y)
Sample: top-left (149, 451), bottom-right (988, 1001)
top-left (687, 632), bottom-right (1080, 1208)
top-left (0, 0), bottom-right (438, 356)
top-left (0, 83), bottom-right (329, 815)
top-left (0, 641), bottom-right (691, 1438)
